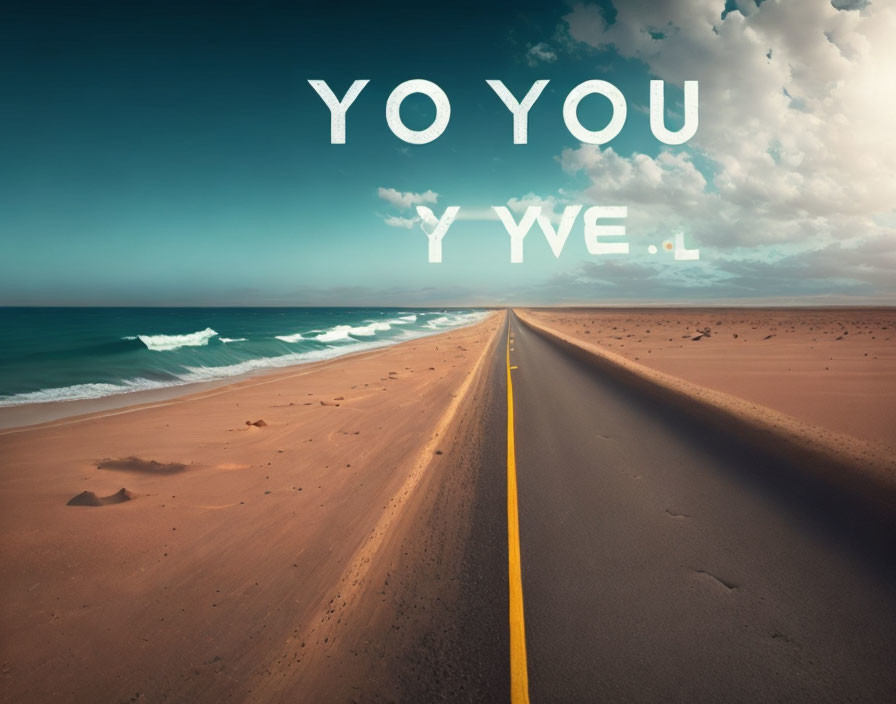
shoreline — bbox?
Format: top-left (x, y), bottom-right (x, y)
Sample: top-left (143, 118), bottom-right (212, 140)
top-left (0, 316), bottom-right (493, 432)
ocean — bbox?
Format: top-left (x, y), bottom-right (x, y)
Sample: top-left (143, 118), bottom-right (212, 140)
top-left (0, 308), bottom-right (488, 406)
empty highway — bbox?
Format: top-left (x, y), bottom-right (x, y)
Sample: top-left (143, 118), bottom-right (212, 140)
top-left (500, 311), bottom-right (896, 702)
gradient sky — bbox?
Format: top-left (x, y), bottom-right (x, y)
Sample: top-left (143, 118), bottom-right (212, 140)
top-left (2, 0), bottom-right (893, 305)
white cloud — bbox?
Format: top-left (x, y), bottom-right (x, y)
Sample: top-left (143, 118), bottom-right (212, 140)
top-left (382, 215), bottom-right (419, 229)
top-left (506, 192), bottom-right (568, 225)
top-left (560, 146), bottom-right (706, 206)
top-left (556, 0), bottom-right (896, 292)
top-left (377, 187), bottom-right (438, 210)
top-left (526, 42), bottom-right (558, 67)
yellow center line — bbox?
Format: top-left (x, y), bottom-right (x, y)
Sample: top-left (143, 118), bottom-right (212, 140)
top-left (507, 319), bottom-right (531, 704)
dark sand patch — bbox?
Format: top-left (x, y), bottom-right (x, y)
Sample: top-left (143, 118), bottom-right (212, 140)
top-left (97, 457), bottom-right (187, 474)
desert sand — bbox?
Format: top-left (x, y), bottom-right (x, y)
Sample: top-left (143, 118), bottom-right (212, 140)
top-left (0, 312), bottom-right (502, 703)
top-left (521, 308), bottom-right (896, 449)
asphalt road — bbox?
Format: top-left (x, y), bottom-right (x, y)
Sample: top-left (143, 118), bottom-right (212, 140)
top-left (505, 311), bottom-right (896, 703)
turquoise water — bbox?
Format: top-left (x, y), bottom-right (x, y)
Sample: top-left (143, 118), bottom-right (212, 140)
top-left (0, 308), bottom-right (487, 406)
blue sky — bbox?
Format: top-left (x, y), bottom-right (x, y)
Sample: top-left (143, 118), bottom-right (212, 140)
top-left (2, 0), bottom-right (893, 305)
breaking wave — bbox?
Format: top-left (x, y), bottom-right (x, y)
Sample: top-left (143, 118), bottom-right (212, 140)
top-left (315, 325), bottom-right (354, 342)
top-left (275, 333), bottom-right (304, 343)
top-left (137, 327), bottom-right (219, 351)
top-left (424, 311), bottom-right (488, 329)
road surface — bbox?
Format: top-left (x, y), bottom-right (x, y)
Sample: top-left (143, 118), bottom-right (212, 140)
top-left (501, 311), bottom-right (895, 702)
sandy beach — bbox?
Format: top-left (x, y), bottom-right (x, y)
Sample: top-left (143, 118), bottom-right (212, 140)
top-left (521, 308), bottom-right (896, 449)
top-left (0, 313), bottom-right (502, 702)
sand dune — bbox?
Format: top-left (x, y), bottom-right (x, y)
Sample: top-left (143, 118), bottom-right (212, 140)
top-left (522, 308), bottom-right (896, 448)
top-left (66, 488), bottom-right (136, 506)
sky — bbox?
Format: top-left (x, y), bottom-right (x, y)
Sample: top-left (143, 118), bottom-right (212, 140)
top-left (1, 0), bottom-right (894, 306)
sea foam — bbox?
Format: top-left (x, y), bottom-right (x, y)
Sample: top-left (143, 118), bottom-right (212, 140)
top-left (0, 378), bottom-right (177, 406)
